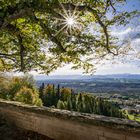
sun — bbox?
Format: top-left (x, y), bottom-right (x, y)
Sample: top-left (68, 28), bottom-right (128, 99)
top-left (54, 3), bottom-right (83, 36)
top-left (66, 17), bottom-right (75, 26)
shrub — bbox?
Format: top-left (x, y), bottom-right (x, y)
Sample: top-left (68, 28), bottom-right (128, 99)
top-left (57, 100), bottom-right (65, 109)
top-left (0, 74), bottom-right (42, 106)
top-left (14, 86), bottom-right (42, 106)
top-left (0, 75), bottom-right (11, 99)
top-left (8, 77), bottom-right (24, 99)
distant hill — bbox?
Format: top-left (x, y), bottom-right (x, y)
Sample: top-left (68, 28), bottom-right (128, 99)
top-left (34, 74), bottom-right (140, 81)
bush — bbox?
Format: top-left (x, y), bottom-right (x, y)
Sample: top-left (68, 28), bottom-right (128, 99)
top-left (0, 75), bottom-right (11, 99)
top-left (57, 100), bottom-right (65, 109)
top-left (14, 86), bottom-right (42, 106)
top-left (8, 77), bottom-right (24, 99)
top-left (0, 75), bottom-right (35, 99)
top-left (0, 74), bottom-right (42, 106)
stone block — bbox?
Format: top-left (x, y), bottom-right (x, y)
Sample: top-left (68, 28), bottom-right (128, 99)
top-left (99, 136), bottom-right (107, 140)
top-left (126, 136), bottom-right (140, 140)
top-left (104, 132), bottom-right (125, 140)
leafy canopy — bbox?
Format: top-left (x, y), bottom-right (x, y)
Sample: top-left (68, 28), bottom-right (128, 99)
top-left (0, 0), bottom-right (138, 73)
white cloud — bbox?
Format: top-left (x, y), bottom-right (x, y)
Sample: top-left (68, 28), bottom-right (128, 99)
top-left (50, 64), bottom-right (84, 75)
top-left (48, 61), bottom-right (140, 75)
top-left (111, 27), bottom-right (132, 36)
top-left (95, 63), bottom-right (140, 75)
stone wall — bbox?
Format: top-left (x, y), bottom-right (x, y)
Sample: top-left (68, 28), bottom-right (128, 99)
top-left (0, 99), bottom-right (140, 140)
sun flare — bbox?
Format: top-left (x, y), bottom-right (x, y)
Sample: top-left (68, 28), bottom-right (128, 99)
top-left (54, 3), bottom-right (83, 36)
top-left (66, 17), bottom-right (75, 26)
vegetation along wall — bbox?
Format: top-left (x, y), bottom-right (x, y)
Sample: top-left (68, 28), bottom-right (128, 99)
top-left (0, 99), bottom-right (140, 140)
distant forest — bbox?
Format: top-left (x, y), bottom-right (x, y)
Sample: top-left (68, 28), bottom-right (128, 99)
top-left (39, 83), bottom-right (123, 118)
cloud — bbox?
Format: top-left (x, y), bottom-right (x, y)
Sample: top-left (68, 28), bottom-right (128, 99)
top-left (111, 27), bottom-right (132, 36)
top-left (111, 25), bottom-right (140, 41)
top-left (95, 63), bottom-right (140, 75)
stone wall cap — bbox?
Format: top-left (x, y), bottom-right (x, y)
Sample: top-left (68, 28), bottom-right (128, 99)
top-left (0, 99), bottom-right (140, 133)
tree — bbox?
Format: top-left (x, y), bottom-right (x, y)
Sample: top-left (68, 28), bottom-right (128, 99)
top-left (0, 74), bottom-right (42, 106)
top-left (0, 0), bottom-right (138, 73)
top-left (0, 74), bottom-right (39, 100)
top-left (60, 87), bottom-right (72, 101)
top-left (14, 86), bottom-right (42, 106)
top-left (56, 84), bottom-right (60, 98)
top-left (43, 84), bottom-right (54, 106)
top-left (67, 96), bottom-right (73, 110)
top-left (76, 93), bottom-right (84, 112)
top-left (39, 82), bottom-right (45, 99)
top-left (57, 100), bottom-right (65, 109)
top-left (83, 94), bottom-right (93, 113)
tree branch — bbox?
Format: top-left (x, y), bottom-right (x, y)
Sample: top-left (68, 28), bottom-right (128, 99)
top-left (0, 7), bottom-right (32, 29)
top-left (0, 53), bottom-right (16, 61)
top-left (33, 14), bottom-right (66, 52)
top-left (53, 3), bottom-right (118, 55)
top-left (17, 35), bottom-right (25, 72)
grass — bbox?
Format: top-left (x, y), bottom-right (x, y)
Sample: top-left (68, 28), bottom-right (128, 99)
top-left (123, 110), bottom-right (140, 122)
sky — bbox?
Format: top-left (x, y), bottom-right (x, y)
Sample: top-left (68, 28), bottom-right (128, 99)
top-left (47, 0), bottom-right (140, 75)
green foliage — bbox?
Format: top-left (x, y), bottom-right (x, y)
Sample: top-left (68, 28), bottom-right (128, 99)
top-left (57, 100), bottom-right (65, 109)
top-left (67, 97), bottom-right (73, 110)
top-left (0, 0), bottom-right (138, 74)
top-left (0, 74), bottom-right (36, 99)
top-left (42, 84), bottom-right (58, 106)
top-left (14, 86), bottom-right (42, 106)
top-left (60, 87), bottom-right (72, 101)
top-left (39, 82), bottom-right (45, 99)
top-left (123, 110), bottom-right (140, 122)
top-left (76, 93), bottom-right (84, 112)
top-left (0, 75), bottom-right (11, 99)
top-left (8, 77), bottom-right (24, 99)
top-left (39, 84), bottom-right (123, 118)
top-left (0, 74), bottom-right (42, 106)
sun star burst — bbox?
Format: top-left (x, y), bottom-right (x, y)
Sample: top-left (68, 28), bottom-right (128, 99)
top-left (66, 17), bottom-right (75, 26)
top-left (54, 3), bottom-right (82, 36)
